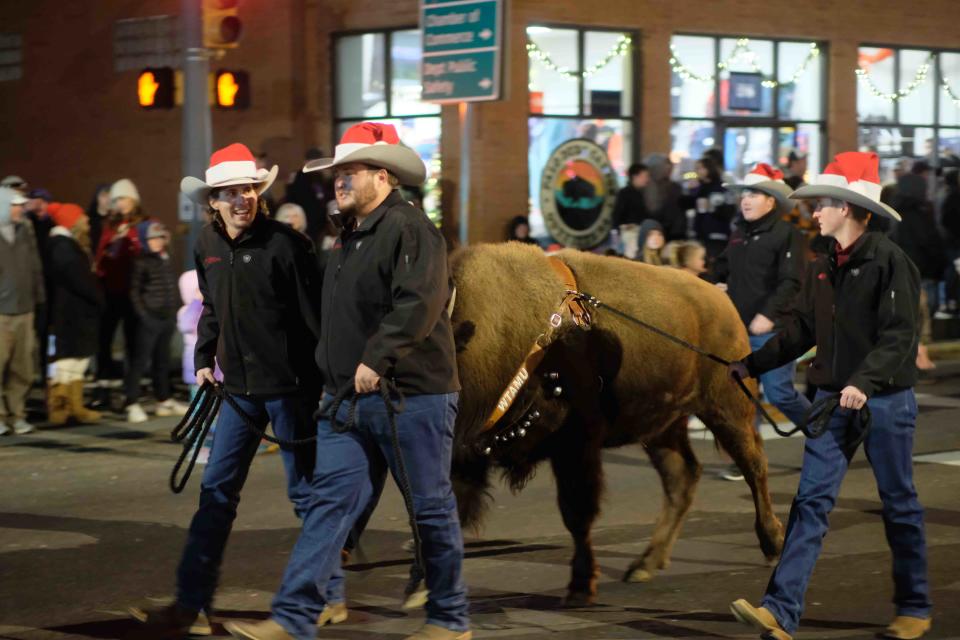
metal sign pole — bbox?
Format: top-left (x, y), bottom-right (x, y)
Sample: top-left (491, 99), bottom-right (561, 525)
top-left (181, 0), bottom-right (212, 269)
top-left (459, 102), bottom-right (472, 247)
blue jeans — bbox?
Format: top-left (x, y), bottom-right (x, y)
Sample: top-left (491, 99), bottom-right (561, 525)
top-left (750, 332), bottom-right (811, 429)
top-left (761, 389), bottom-right (931, 632)
top-left (271, 392), bottom-right (469, 639)
top-left (175, 393), bottom-right (340, 612)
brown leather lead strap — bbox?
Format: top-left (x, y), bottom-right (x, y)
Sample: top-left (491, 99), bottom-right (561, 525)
top-left (478, 256), bottom-right (591, 435)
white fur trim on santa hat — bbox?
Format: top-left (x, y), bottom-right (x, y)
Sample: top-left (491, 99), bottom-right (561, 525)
top-left (815, 173), bottom-right (882, 202)
top-left (206, 160), bottom-right (260, 186)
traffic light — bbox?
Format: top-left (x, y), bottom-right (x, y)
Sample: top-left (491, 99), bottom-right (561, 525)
top-left (215, 69), bottom-right (250, 109)
top-left (203, 0), bottom-right (242, 49)
top-left (138, 67), bottom-right (175, 109)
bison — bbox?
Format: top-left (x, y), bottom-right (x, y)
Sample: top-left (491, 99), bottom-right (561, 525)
top-left (448, 242), bottom-right (785, 605)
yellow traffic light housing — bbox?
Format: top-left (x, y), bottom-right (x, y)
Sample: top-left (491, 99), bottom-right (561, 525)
top-left (138, 68), bottom-right (175, 109)
top-left (203, 0), bottom-right (242, 49)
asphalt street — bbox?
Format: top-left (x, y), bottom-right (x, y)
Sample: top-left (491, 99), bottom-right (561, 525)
top-left (1, 373), bottom-right (959, 639)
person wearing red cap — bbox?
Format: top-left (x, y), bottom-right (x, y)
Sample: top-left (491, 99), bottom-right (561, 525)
top-left (130, 142), bottom-right (324, 639)
top-left (710, 163), bottom-right (809, 481)
top-left (728, 152), bottom-right (932, 640)
top-left (224, 122), bottom-right (469, 640)
top-left (45, 203), bottom-right (103, 425)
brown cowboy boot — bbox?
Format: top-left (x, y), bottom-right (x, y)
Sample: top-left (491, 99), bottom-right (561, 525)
top-left (224, 619), bottom-right (294, 640)
top-left (46, 383), bottom-right (70, 426)
top-left (730, 599), bottom-right (792, 640)
top-left (68, 380), bottom-right (102, 424)
top-left (881, 616), bottom-right (932, 639)
top-left (317, 602), bottom-right (348, 627)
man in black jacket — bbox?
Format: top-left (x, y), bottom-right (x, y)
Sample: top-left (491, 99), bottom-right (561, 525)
top-left (712, 163), bottom-right (809, 480)
top-left (131, 143), bottom-right (323, 638)
top-left (729, 152), bottom-right (932, 640)
top-left (225, 122), bottom-right (469, 640)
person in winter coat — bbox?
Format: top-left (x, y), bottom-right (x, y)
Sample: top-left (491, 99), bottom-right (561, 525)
top-left (130, 143), bottom-right (325, 639)
top-left (892, 170), bottom-right (947, 370)
top-left (612, 163), bottom-right (650, 257)
top-left (637, 219), bottom-right (666, 265)
top-left (938, 168), bottom-right (960, 315)
top-left (643, 153), bottom-right (687, 241)
top-left (0, 187), bottom-right (44, 435)
top-left (86, 183), bottom-right (111, 254)
top-left (45, 203), bottom-right (103, 425)
top-left (507, 215), bottom-right (539, 245)
top-left (710, 163), bottom-right (809, 480)
top-left (123, 222), bottom-right (188, 423)
top-left (729, 152), bottom-right (932, 640)
top-left (687, 155), bottom-right (736, 261)
top-left (95, 178), bottom-right (146, 388)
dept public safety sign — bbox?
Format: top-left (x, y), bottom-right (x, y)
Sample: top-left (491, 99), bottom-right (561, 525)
top-left (420, 0), bottom-right (502, 103)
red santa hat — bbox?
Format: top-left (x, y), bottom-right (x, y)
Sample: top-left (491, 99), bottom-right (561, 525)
top-left (303, 122), bottom-right (426, 186)
top-left (791, 151), bottom-right (900, 221)
top-left (48, 202), bottom-right (86, 230)
top-left (180, 143), bottom-right (278, 205)
top-left (725, 163), bottom-right (794, 214)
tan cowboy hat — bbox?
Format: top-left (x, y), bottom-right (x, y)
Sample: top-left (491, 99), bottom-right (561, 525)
top-left (303, 122), bottom-right (426, 186)
top-left (724, 163), bottom-right (795, 215)
top-left (180, 143), bottom-right (278, 205)
top-left (791, 151), bottom-right (901, 221)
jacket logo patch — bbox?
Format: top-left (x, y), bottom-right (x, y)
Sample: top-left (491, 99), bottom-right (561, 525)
top-left (817, 272), bottom-right (827, 280)
top-left (204, 256), bottom-right (222, 266)
top-left (242, 254), bottom-right (252, 264)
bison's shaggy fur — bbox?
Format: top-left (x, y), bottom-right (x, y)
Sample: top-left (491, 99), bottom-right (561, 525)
top-left (449, 242), bottom-right (784, 604)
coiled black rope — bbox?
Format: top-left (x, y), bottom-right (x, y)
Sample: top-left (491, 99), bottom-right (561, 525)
top-left (169, 382), bottom-right (222, 494)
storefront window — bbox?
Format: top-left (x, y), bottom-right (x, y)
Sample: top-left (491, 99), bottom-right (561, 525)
top-left (856, 45), bottom-right (960, 182)
top-left (334, 29), bottom-right (442, 223)
top-left (669, 35), bottom-right (827, 181)
top-left (527, 26), bottom-right (635, 241)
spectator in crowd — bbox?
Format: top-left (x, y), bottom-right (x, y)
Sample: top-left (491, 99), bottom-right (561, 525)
top-left (703, 147), bottom-right (737, 184)
top-left (711, 163), bottom-right (808, 480)
top-left (674, 240), bottom-right (707, 277)
top-left (892, 165), bottom-right (946, 371)
top-left (781, 151), bottom-right (818, 242)
top-left (783, 149), bottom-right (808, 189)
top-left (612, 163), bottom-right (650, 258)
top-left (644, 153), bottom-right (687, 241)
top-left (508, 215), bottom-right (539, 245)
top-left (94, 178), bottom-right (146, 404)
top-left (275, 202), bottom-right (308, 236)
top-left (638, 219), bottom-right (666, 265)
top-left (45, 203), bottom-right (103, 426)
top-left (0, 187), bottom-right (44, 435)
top-left (286, 147), bottom-right (334, 241)
top-left (25, 187), bottom-right (55, 383)
top-left (687, 155), bottom-right (736, 262)
top-left (123, 222), bottom-right (187, 423)
top-left (938, 168), bottom-right (960, 318)
top-left (86, 183), bottom-right (111, 253)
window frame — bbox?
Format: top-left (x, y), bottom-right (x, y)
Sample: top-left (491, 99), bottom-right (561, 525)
top-left (857, 42), bottom-right (960, 163)
top-left (526, 23), bottom-right (641, 161)
top-left (669, 32), bottom-right (829, 171)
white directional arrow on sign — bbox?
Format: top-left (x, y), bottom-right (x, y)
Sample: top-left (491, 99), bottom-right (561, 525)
top-left (478, 77), bottom-right (492, 89)
top-left (479, 28), bottom-right (493, 40)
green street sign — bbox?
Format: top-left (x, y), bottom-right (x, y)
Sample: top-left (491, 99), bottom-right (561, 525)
top-left (421, 0), bottom-right (502, 103)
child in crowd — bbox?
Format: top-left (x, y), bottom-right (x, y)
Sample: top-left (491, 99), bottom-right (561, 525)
top-left (675, 240), bottom-right (707, 277)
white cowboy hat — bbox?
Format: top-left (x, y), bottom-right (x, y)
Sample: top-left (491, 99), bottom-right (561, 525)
top-left (724, 163), bottom-right (795, 215)
top-left (303, 122), bottom-right (426, 186)
top-left (791, 151), bottom-right (901, 221)
top-left (180, 143), bottom-right (278, 205)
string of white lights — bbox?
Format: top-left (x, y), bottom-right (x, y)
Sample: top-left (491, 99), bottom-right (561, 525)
top-left (854, 53), bottom-right (934, 101)
top-left (669, 39), bottom-right (820, 88)
top-left (940, 76), bottom-right (960, 107)
top-left (526, 35), bottom-right (632, 80)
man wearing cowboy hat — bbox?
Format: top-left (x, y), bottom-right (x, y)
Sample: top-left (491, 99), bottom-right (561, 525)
top-left (224, 122), bottom-right (469, 640)
top-left (131, 143), bottom-right (325, 638)
top-left (712, 163), bottom-right (809, 481)
top-left (728, 152), bottom-right (932, 640)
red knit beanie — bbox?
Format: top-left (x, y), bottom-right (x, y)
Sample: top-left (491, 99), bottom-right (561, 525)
top-left (48, 202), bottom-right (86, 229)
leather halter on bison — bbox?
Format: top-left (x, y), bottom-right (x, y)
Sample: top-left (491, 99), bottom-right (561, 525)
top-left (449, 242), bottom-right (785, 605)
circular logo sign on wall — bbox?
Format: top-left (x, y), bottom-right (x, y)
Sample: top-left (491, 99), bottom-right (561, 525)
top-left (539, 138), bottom-right (619, 249)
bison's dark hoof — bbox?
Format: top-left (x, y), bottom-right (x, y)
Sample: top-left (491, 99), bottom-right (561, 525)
top-left (562, 590), bottom-right (596, 608)
top-left (764, 554), bottom-right (780, 568)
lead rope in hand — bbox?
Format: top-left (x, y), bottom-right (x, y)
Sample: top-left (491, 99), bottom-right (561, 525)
top-left (578, 292), bottom-right (871, 441)
top-left (321, 379), bottom-right (425, 599)
top-left (169, 382), bottom-right (221, 494)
